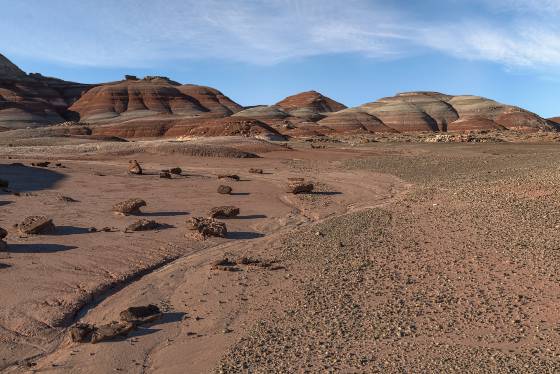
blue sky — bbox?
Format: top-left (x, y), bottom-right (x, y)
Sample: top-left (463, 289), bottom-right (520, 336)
top-left (1, 0), bottom-right (559, 117)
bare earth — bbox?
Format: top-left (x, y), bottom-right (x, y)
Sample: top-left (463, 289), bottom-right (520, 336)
top-left (2, 139), bottom-right (560, 373)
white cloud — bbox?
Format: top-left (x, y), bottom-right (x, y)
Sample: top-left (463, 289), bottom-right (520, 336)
top-left (0, 0), bottom-right (559, 70)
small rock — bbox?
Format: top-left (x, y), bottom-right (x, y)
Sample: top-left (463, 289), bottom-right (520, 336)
top-left (69, 323), bottom-right (95, 343)
top-left (127, 160), bottom-right (142, 175)
top-left (57, 195), bottom-right (77, 203)
top-left (0, 227), bottom-right (7, 239)
top-left (125, 219), bottom-right (159, 232)
top-left (217, 185), bottom-right (232, 194)
top-left (248, 168), bottom-right (263, 174)
top-left (91, 321), bottom-right (135, 344)
top-left (209, 206), bottom-right (240, 219)
top-left (120, 304), bottom-right (162, 324)
top-left (286, 180), bottom-right (314, 194)
top-left (112, 198), bottom-right (146, 215)
top-left (32, 161), bottom-right (50, 167)
top-left (211, 258), bottom-right (239, 271)
top-left (218, 174), bottom-right (240, 181)
top-left (169, 167), bottom-right (182, 175)
top-left (18, 216), bottom-right (55, 235)
top-left (186, 217), bottom-right (227, 240)
top-left (159, 171), bottom-right (172, 179)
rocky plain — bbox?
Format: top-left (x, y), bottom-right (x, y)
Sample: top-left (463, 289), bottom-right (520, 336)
top-left (2, 53), bottom-right (560, 373)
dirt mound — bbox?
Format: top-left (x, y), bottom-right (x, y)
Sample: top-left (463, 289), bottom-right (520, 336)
top-left (69, 78), bottom-right (242, 123)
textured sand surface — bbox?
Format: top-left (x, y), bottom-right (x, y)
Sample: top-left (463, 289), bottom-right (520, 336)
top-left (2, 141), bottom-right (560, 373)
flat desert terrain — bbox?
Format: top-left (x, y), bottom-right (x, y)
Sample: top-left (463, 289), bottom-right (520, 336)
top-left (2, 138), bottom-right (560, 373)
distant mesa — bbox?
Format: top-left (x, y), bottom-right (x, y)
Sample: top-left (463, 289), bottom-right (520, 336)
top-left (0, 53), bottom-right (557, 138)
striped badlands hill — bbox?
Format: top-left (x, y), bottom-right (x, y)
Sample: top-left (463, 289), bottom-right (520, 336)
top-left (69, 76), bottom-right (243, 122)
top-left (318, 92), bottom-right (558, 133)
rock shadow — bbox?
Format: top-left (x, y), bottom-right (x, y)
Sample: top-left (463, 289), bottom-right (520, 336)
top-left (227, 231), bottom-right (265, 240)
top-left (8, 243), bottom-right (77, 253)
top-left (54, 226), bottom-right (93, 236)
top-left (231, 214), bottom-right (267, 220)
top-left (309, 191), bottom-right (342, 196)
top-left (138, 211), bottom-right (189, 217)
top-left (0, 163), bottom-right (66, 192)
top-left (230, 192), bottom-right (250, 196)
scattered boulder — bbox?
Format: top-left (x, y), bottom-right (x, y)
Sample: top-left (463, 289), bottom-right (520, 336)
top-left (18, 216), bottom-right (55, 235)
top-left (69, 323), bottom-right (95, 343)
top-left (217, 185), bottom-right (232, 194)
top-left (218, 174), bottom-right (240, 181)
top-left (112, 198), bottom-right (146, 215)
top-left (286, 180), bottom-right (314, 194)
top-left (159, 171), bottom-right (172, 179)
top-left (248, 168), bottom-right (263, 174)
top-left (125, 219), bottom-right (159, 232)
top-left (169, 167), bottom-right (182, 175)
top-left (211, 258), bottom-right (239, 271)
top-left (186, 217), bottom-right (227, 240)
top-left (91, 321), bottom-right (135, 344)
top-left (0, 179), bottom-right (8, 188)
top-left (120, 304), bottom-right (162, 324)
top-left (209, 206), bottom-right (240, 219)
top-left (128, 160), bottom-right (142, 175)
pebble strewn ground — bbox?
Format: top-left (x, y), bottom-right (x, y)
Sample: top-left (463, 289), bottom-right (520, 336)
top-left (218, 144), bottom-right (560, 373)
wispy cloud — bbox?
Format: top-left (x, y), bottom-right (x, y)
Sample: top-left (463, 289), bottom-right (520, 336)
top-left (0, 0), bottom-right (559, 71)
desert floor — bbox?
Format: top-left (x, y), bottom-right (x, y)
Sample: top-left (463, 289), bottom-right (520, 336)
top-left (2, 140), bottom-right (560, 373)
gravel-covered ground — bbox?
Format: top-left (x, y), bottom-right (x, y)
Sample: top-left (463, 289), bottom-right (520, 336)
top-left (218, 143), bottom-right (560, 373)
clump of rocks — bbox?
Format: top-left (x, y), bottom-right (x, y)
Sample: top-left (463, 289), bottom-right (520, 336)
top-left (286, 178), bottom-right (314, 194)
top-left (217, 185), bottom-right (232, 194)
top-left (186, 217), bottom-right (227, 240)
top-left (128, 160), bottom-right (142, 175)
top-left (125, 219), bottom-right (159, 232)
top-left (0, 227), bottom-right (7, 252)
top-left (70, 304), bottom-right (161, 344)
top-left (112, 198), bottom-right (146, 215)
top-left (209, 206), bottom-right (240, 219)
top-left (17, 216), bottom-right (55, 235)
top-left (218, 174), bottom-right (240, 181)
top-left (248, 168), bottom-right (264, 174)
